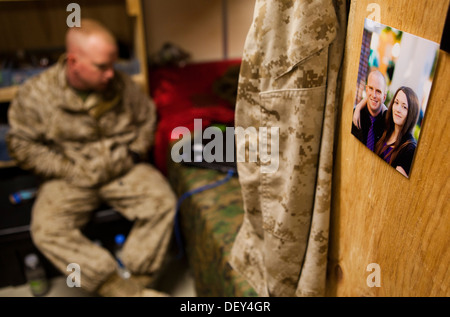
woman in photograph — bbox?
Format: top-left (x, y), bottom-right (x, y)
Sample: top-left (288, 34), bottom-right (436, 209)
top-left (374, 86), bottom-right (420, 178)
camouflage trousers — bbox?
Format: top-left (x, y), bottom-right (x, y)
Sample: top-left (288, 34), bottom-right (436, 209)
top-left (229, 0), bottom-right (347, 296)
top-left (30, 163), bottom-right (176, 292)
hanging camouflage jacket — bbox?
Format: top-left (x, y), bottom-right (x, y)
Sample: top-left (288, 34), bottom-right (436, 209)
top-left (229, 0), bottom-right (347, 296)
top-left (7, 57), bottom-right (156, 188)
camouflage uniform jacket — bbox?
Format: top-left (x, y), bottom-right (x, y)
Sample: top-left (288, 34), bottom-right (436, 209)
top-left (7, 57), bottom-right (156, 188)
top-left (229, 0), bottom-right (347, 296)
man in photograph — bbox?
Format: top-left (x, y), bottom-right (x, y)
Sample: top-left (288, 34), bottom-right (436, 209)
top-left (351, 69), bottom-right (388, 151)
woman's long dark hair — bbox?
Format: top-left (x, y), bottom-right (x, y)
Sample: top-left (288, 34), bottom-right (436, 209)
top-left (375, 86), bottom-right (419, 164)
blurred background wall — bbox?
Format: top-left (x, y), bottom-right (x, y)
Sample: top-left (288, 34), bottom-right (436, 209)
top-left (143, 0), bottom-right (255, 62)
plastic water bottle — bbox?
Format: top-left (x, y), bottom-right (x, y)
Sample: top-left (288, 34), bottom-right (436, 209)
top-left (114, 234), bottom-right (131, 279)
top-left (9, 188), bottom-right (38, 204)
top-left (24, 253), bottom-right (49, 296)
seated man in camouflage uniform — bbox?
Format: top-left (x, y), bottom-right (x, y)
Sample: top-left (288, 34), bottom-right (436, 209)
top-left (7, 19), bottom-right (176, 297)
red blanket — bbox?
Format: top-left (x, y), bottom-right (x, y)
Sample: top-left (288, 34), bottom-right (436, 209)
top-left (149, 60), bottom-right (241, 175)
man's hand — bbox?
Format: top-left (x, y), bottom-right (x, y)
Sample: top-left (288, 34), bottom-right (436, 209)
top-left (352, 97), bottom-right (367, 129)
top-left (129, 150), bottom-right (142, 164)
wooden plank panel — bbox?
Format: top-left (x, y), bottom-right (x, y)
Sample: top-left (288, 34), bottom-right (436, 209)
top-left (227, 0), bottom-right (254, 59)
top-left (327, 0), bottom-right (450, 296)
top-left (0, 0), bottom-right (133, 52)
top-left (143, 0), bottom-right (223, 62)
top-left (0, 0), bottom-right (147, 101)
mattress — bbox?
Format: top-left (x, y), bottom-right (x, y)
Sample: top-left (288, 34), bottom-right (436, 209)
top-left (168, 159), bottom-right (256, 297)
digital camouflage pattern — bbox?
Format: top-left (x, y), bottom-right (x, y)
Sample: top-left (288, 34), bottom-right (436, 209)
top-left (230, 0), bottom-right (347, 296)
top-left (7, 58), bottom-right (176, 292)
top-left (168, 160), bottom-right (257, 297)
top-left (7, 56), bottom-right (155, 188)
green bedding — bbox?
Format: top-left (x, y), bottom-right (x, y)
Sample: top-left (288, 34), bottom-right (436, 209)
top-left (168, 161), bottom-right (257, 297)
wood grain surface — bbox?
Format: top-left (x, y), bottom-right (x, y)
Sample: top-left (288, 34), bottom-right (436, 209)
top-left (327, 0), bottom-right (449, 296)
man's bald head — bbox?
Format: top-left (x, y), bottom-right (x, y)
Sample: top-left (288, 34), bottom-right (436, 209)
top-left (65, 19), bottom-right (118, 92)
top-left (367, 70), bottom-right (386, 90)
top-left (66, 19), bottom-right (117, 55)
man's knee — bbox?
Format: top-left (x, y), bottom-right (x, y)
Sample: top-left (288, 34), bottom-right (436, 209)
top-left (129, 163), bottom-right (177, 211)
top-left (29, 202), bottom-right (64, 249)
top-left (30, 219), bottom-right (46, 248)
top-left (155, 185), bottom-right (177, 213)
top-left (30, 186), bottom-right (56, 248)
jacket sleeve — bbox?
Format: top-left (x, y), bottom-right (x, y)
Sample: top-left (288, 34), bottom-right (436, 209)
top-left (6, 86), bottom-right (73, 179)
top-left (126, 79), bottom-right (157, 160)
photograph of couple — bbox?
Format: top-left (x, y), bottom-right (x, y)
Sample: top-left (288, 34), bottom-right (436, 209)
top-left (351, 19), bottom-right (440, 178)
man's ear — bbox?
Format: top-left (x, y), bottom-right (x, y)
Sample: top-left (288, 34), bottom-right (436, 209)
top-left (382, 93), bottom-right (387, 103)
top-left (66, 52), bottom-right (77, 66)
